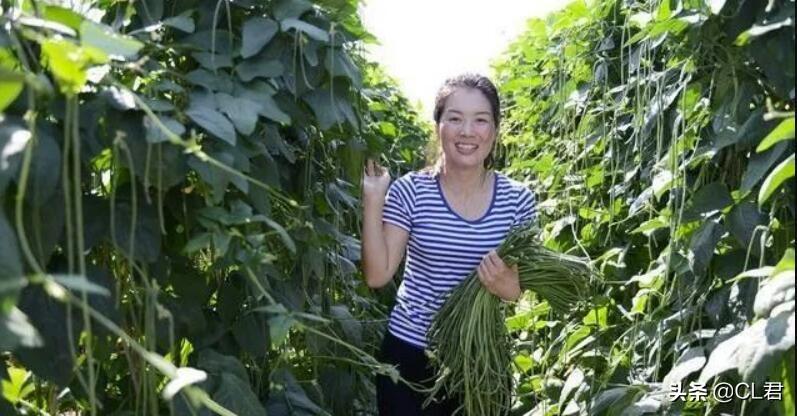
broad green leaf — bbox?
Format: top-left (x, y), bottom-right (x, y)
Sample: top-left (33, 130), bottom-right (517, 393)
top-left (1, 367), bottom-right (33, 404)
top-left (144, 115), bottom-right (185, 143)
top-left (662, 347), bottom-right (706, 387)
top-left (0, 70), bottom-right (23, 112)
top-left (80, 21), bottom-right (143, 59)
top-left (15, 286), bottom-right (77, 385)
top-left (558, 367), bottom-right (584, 409)
top-left (267, 369), bottom-right (324, 414)
top-left (235, 57), bottom-right (284, 82)
top-left (0, 307), bottom-right (43, 350)
top-left (216, 93), bottom-right (259, 135)
top-left (212, 373), bottom-right (267, 416)
top-left (0, 211), bottom-right (23, 312)
top-left (303, 88), bottom-right (344, 129)
top-left (699, 302), bottom-right (795, 384)
top-left (325, 49), bottom-right (362, 87)
top-left (688, 220), bottom-right (724, 276)
top-left (40, 39), bottom-right (107, 94)
top-left (41, 5), bottom-right (84, 31)
top-left (188, 154), bottom-right (233, 204)
top-left (241, 17), bottom-right (279, 58)
top-left (274, 0), bottom-right (314, 20)
top-left (163, 14), bottom-right (195, 33)
top-left (186, 103), bottom-right (237, 145)
top-left (181, 30), bottom-right (234, 55)
top-left (774, 249), bottom-right (795, 276)
top-left (741, 141), bottom-right (788, 193)
top-left (330, 304), bottom-right (362, 347)
top-left (191, 52), bottom-right (232, 70)
top-left (757, 117), bottom-right (795, 152)
top-left (281, 18), bottom-right (329, 42)
top-left (726, 202), bottom-right (765, 256)
top-left (754, 271), bottom-right (795, 318)
top-left (0, 118), bottom-right (31, 194)
top-left (197, 349), bottom-right (248, 382)
top-left (232, 314), bottom-right (269, 357)
top-left (183, 232), bottom-right (211, 254)
top-left (683, 181), bottom-right (732, 222)
top-left (758, 154), bottom-right (795, 206)
top-left (267, 308), bottom-right (298, 346)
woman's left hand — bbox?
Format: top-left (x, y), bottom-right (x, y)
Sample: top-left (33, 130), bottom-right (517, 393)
top-left (477, 250), bottom-right (521, 301)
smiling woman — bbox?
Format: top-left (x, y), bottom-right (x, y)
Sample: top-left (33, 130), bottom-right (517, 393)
top-left (360, 73), bottom-right (538, 415)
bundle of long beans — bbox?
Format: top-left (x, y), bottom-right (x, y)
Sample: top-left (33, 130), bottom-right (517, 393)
top-left (426, 225), bottom-right (599, 416)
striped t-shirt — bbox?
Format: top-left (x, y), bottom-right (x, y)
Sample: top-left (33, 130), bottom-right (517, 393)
top-left (382, 170), bottom-right (538, 348)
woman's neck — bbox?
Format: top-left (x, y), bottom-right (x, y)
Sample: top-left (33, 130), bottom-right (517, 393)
top-left (439, 162), bottom-right (490, 196)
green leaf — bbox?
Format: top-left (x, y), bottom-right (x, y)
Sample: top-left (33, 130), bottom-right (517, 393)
top-left (699, 302), bottom-right (795, 384)
top-left (662, 347), bottom-right (706, 387)
top-left (144, 115), bottom-right (185, 143)
top-left (80, 21), bottom-right (143, 59)
top-left (40, 39), bottom-right (107, 95)
top-left (107, 195), bottom-right (162, 262)
top-left (197, 349), bottom-right (248, 382)
top-left (741, 141), bottom-right (788, 193)
top-left (281, 18), bottom-right (329, 42)
top-left (216, 93), bottom-right (259, 135)
top-left (0, 307), bottom-right (43, 350)
top-left (241, 18), bottom-right (279, 58)
top-left (186, 102), bottom-right (237, 145)
top-left (757, 117), bottom-right (795, 153)
top-left (758, 154), bottom-right (795, 206)
top-left (274, 0), bottom-right (314, 20)
top-left (1, 366), bottom-right (33, 404)
top-left (235, 83), bottom-right (291, 124)
top-left (0, 71), bottom-right (24, 112)
top-left (40, 5), bottom-right (85, 31)
top-left (726, 202), bottom-right (765, 256)
top-left (0, 117), bottom-right (30, 195)
top-left (0, 211), bottom-right (23, 312)
top-left (325, 49), bottom-right (362, 87)
top-left (684, 182), bottom-right (732, 221)
top-left (188, 153), bottom-right (233, 204)
top-left (688, 220), bottom-right (724, 276)
top-left (753, 271), bottom-right (794, 318)
top-left (191, 52), bottom-right (233, 70)
top-left (15, 286), bottom-right (77, 385)
top-left (163, 14), bottom-right (195, 33)
top-left (268, 313), bottom-right (297, 346)
top-left (235, 57), bottom-right (285, 82)
top-left (267, 369), bottom-right (324, 415)
top-left (232, 314), bottom-right (269, 357)
top-left (262, 217), bottom-right (296, 254)
top-left (330, 304), bottom-right (362, 347)
top-left (212, 373), bottom-right (266, 416)
top-left (185, 69), bottom-right (233, 93)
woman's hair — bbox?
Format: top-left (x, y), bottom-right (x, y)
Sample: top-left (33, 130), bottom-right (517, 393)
top-left (425, 73), bottom-right (501, 174)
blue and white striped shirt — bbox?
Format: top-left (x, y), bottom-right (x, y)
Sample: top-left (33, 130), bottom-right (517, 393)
top-left (382, 170), bottom-right (538, 348)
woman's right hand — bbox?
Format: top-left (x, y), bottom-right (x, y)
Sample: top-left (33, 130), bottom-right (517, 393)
top-left (362, 159), bottom-right (391, 203)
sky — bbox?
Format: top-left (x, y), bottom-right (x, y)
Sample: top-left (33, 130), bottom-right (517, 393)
top-left (359, 0), bottom-right (573, 119)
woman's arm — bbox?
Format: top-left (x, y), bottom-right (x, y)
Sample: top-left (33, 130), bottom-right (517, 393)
top-left (361, 160), bottom-right (410, 288)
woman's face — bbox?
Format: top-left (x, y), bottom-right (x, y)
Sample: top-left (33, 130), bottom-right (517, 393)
top-left (437, 88), bottom-right (496, 171)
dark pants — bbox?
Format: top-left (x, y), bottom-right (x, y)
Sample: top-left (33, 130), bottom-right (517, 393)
top-left (376, 332), bottom-right (459, 415)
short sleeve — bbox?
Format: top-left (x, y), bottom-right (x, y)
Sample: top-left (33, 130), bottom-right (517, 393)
top-left (382, 174), bottom-right (415, 231)
top-left (512, 187), bottom-right (538, 228)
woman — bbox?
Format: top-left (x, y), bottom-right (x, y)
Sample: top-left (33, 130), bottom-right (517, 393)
top-left (361, 73), bottom-right (538, 415)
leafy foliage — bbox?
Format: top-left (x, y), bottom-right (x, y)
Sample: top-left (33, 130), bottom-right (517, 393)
top-left (0, 0), bottom-right (428, 415)
top-left (495, 0), bottom-right (795, 414)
